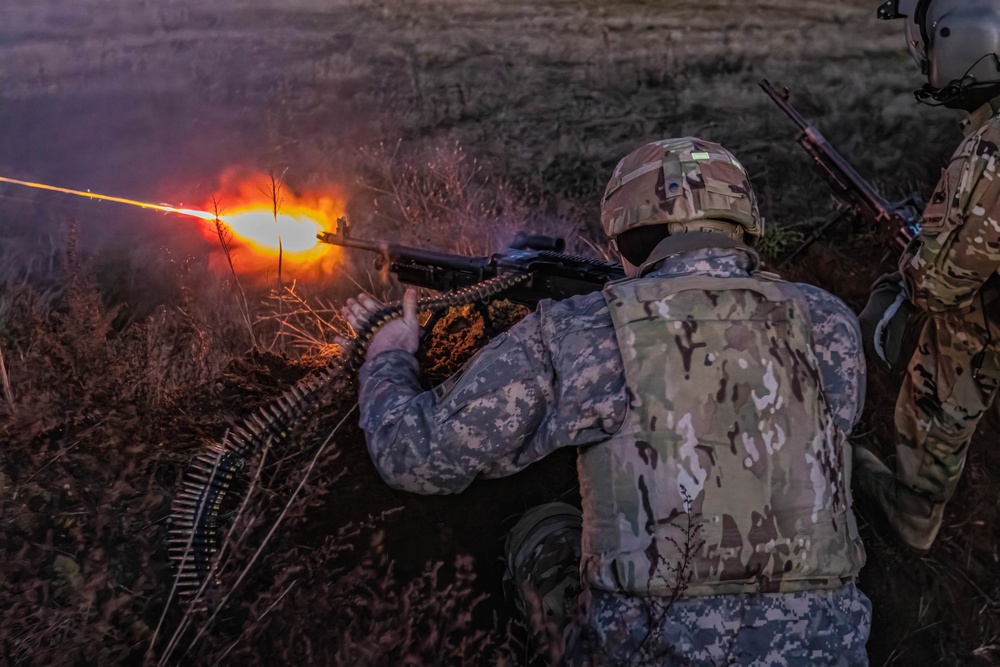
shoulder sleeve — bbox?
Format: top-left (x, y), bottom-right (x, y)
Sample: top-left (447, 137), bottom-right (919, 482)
top-left (901, 125), bottom-right (1000, 312)
top-left (794, 283), bottom-right (866, 434)
top-left (357, 291), bottom-right (628, 494)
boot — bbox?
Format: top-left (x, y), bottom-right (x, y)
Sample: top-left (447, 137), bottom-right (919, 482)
top-left (503, 502), bottom-right (583, 618)
top-left (851, 445), bottom-right (944, 553)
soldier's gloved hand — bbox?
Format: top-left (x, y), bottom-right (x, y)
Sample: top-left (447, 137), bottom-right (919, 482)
top-left (858, 273), bottom-right (914, 371)
top-left (342, 288), bottom-right (420, 360)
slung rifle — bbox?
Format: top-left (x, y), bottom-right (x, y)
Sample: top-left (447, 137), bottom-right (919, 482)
top-left (760, 79), bottom-right (923, 266)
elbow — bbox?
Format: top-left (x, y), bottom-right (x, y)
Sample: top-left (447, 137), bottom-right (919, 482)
top-left (367, 441), bottom-right (467, 495)
top-left (367, 443), bottom-right (428, 494)
top-left (375, 468), bottom-right (463, 495)
top-left (901, 268), bottom-right (982, 314)
top-left (374, 466), bottom-right (432, 494)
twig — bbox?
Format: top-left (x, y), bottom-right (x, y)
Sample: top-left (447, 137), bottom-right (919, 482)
top-left (215, 581), bottom-right (298, 663)
top-left (280, 283), bottom-right (342, 335)
top-left (157, 431), bottom-right (276, 665)
top-left (262, 285), bottom-right (350, 354)
top-left (16, 417), bottom-right (110, 492)
top-left (0, 345), bottom-right (14, 414)
top-left (883, 594), bottom-right (942, 666)
top-left (269, 321), bottom-right (334, 352)
top-left (210, 198), bottom-right (257, 348)
top-left (633, 486), bottom-right (703, 663)
top-left (263, 170), bottom-right (287, 352)
top-left (578, 235), bottom-right (615, 262)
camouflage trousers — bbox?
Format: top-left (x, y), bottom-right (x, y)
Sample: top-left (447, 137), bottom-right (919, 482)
top-left (504, 502), bottom-right (872, 666)
top-left (894, 314), bottom-right (1000, 543)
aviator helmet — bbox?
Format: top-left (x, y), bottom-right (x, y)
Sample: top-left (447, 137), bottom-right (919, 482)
top-left (878, 0), bottom-right (1000, 107)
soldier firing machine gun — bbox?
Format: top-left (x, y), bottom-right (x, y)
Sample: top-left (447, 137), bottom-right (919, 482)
top-left (760, 79), bottom-right (923, 266)
top-left (168, 220), bottom-right (623, 599)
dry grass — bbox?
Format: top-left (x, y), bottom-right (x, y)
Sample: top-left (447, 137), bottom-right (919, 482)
top-left (0, 240), bottom-right (516, 664)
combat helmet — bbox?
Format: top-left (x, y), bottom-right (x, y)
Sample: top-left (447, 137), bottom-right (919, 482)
top-left (600, 138), bottom-right (762, 264)
top-left (878, 0), bottom-right (1000, 107)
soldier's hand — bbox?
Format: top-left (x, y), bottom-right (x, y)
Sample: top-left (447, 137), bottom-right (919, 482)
top-left (340, 288), bottom-right (420, 359)
top-left (343, 292), bottom-right (384, 332)
top-left (859, 272), bottom-right (914, 371)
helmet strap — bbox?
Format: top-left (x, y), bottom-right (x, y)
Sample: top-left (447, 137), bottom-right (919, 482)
top-left (915, 54), bottom-right (1000, 108)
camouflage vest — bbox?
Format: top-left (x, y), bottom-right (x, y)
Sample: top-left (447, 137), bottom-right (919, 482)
top-left (579, 269), bottom-right (865, 597)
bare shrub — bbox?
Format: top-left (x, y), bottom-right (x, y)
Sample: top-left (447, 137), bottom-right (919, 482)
top-left (351, 139), bottom-right (592, 259)
top-left (258, 282), bottom-right (352, 357)
top-left (0, 247), bottom-right (269, 665)
top-left (354, 139), bottom-right (530, 255)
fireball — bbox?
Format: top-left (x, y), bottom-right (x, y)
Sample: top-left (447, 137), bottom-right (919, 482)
top-left (200, 171), bottom-right (346, 280)
top-left (0, 171), bottom-right (347, 281)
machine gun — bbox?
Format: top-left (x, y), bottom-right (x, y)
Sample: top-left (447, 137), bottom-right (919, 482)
top-left (168, 221), bottom-right (623, 600)
top-left (760, 79), bottom-right (923, 265)
top-left (317, 217), bottom-right (625, 309)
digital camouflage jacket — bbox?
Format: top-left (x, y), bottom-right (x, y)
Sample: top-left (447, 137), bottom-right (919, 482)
top-left (358, 245), bottom-right (867, 596)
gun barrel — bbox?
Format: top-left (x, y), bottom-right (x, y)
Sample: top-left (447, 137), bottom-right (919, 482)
top-left (761, 80), bottom-right (895, 219)
top-left (317, 230), bottom-right (491, 274)
top-left (760, 79), bottom-right (810, 131)
top-left (319, 219), bottom-right (626, 306)
top-left (760, 78), bottom-right (925, 257)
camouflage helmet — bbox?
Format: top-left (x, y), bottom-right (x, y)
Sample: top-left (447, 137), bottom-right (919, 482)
top-left (878, 0), bottom-right (1000, 105)
top-left (600, 137), bottom-right (763, 245)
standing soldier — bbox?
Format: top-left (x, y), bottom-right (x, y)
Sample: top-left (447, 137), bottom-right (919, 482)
top-left (344, 138), bottom-right (870, 665)
top-left (856, 0), bottom-right (1000, 553)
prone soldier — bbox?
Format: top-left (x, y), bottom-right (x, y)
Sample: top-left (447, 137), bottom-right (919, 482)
top-left (344, 138), bottom-right (871, 665)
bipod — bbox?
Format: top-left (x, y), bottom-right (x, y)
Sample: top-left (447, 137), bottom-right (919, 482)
top-left (778, 208), bottom-right (853, 269)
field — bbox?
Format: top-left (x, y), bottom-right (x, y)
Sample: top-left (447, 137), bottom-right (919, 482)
top-left (2, 0), bottom-right (1000, 665)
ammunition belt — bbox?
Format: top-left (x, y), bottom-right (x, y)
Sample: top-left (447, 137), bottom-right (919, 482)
top-left (168, 273), bottom-right (530, 599)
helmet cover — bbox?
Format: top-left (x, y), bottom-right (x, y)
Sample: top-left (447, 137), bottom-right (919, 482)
top-left (600, 137), bottom-right (762, 242)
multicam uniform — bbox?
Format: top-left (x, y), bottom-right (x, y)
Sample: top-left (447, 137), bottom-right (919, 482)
top-left (358, 242), bottom-right (871, 666)
top-left (894, 95), bottom-right (1000, 540)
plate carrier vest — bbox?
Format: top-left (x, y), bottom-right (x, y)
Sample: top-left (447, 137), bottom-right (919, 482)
top-left (579, 258), bottom-right (865, 598)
